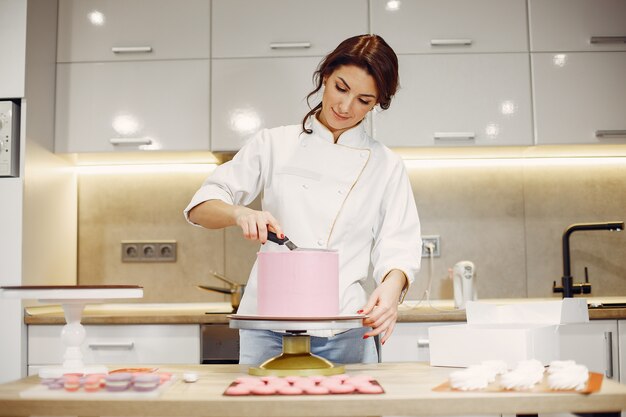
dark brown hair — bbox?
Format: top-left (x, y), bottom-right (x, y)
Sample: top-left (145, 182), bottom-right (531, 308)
top-left (301, 34), bottom-right (399, 134)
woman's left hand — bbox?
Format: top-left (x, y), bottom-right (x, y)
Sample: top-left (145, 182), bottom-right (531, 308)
top-left (359, 270), bottom-right (407, 345)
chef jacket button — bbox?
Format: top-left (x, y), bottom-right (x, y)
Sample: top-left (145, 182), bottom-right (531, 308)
top-left (317, 240), bottom-right (324, 246)
top-left (302, 184), bottom-right (309, 189)
top-left (338, 189), bottom-right (344, 195)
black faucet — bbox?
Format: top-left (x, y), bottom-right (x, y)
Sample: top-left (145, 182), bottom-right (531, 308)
top-left (553, 221), bottom-right (624, 298)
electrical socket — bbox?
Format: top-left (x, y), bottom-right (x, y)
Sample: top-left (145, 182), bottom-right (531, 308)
top-left (122, 240), bottom-right (177, 262)
top-left (421, 235), bottom-right (440, 258)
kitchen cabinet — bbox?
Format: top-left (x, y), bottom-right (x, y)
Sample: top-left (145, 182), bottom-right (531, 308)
top-left (55, 59), bottom-right (210, 153)
top-left (613, 320), bottom-right (626, 383)
top-left (532, 52), bottom-right (626, 145)
top-left (529, 0), bottom-right (626, 52)
top-left (613, 320), bottom-right (626, 417)
top-left (27, 324), bottom-right (200, 376)
top-left (211, 57), bottom-right (320, 151)
top-left (210, 0), bottom-right (367, 151)
top-left (558, 320), bottom-right (619, 380)
top-left (373, 53), bottom-right (533, 147)
top-left (370, 0), bottom-right (528, 54)
top-left (211, 0), bottom-right (367, 59)
top-left (57, 0), bottom-right (210, 62)
top-left (380, 322), bottom-right (451, 362)
top-left (529, 0), bottom-right (626, 146)
top-left (0, 0), bottom-right (26, 98)
top-left (54, 0), bottom-right (211, 154)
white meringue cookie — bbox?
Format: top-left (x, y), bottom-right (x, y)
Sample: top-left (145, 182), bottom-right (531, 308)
top-left (548, 360), bottom-right (577, 373)
top-left (449, 368), bottom-right (490, 391)
top-left (547, 364), bottom-right (589, 391)
top-left (500, 368), bottom-right (544, 390)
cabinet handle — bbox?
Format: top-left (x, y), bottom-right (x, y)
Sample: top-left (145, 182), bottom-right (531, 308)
top-left (430, 39), bottom-right (473, 46)
top-left (604, 331), bottom-right (614, 379)
top-left (111, 46), bottom-right (153, 54)
top-left (434, 132), bottom-right (476, 141)
top-left (595, 130), bottom-right (626, 138)
top-left (590, 36), bottom-right (626, 44)
top-left (417, 338), bottom-right (430, 348)
top-left (269, 42), bottom-right (312, 49)
top-left (88, 342), bottom-right (134, 350)
top-left (110, 138), bottom-right (153, 146)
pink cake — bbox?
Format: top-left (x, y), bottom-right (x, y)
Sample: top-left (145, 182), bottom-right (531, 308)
top-left (257, 250), bottom-right (339, 317)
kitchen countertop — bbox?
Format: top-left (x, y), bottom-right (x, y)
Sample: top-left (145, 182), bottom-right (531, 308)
top-left (0, 362), bottom-right (625, 417)
top-left (23, 297), bottom-right (626, 325)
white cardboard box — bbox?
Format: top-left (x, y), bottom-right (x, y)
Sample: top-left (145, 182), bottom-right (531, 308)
top-left (428, 298), bottom-right (589, 368)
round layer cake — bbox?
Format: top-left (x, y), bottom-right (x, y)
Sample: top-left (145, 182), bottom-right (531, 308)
top-left (257, 250), bottom-right (339, 317)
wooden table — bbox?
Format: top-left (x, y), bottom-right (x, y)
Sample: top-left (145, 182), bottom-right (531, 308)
top-left (0, 363), bottom-right (625, 417)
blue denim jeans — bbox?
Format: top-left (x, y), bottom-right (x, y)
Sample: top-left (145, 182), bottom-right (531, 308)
top-left (239, 327), bottom-right (379, 365)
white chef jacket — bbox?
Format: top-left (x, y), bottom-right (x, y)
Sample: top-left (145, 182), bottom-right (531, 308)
top-left (185, 116), bottom-right (422, 336)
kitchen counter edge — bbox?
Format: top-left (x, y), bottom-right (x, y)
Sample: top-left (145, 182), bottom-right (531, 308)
top-left (23, 307), bottom-right (626, 325)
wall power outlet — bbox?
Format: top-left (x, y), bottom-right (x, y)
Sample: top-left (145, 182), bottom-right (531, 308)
top-left (421, 235), bottom-right (440, 258)
top-left (121, 240), bottom-right (177, 262)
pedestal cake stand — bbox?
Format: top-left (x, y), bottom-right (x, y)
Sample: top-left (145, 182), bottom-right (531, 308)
top-left (229, 314), bottom-right (364, 376)
top-left (0, 285), bottom-right (143, 378)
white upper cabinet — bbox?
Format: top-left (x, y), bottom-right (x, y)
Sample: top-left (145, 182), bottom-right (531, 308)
top-left (57, 0), bottom-right (210, 62)
top-left (55, 60), bottom-right (210, 153)
top-left (532, 52), bottom-right (626, 145)
top-left (211, 57), bottom-right (320, 151)
top-left (211, 0), bottom-right (368, 58)
top-left (55, 0), bottom-right (211, 153)
top-left (0, 0), bottom-right (26, 98)
top-left (373, 54), bottom-right (533, 147)
top-left (529, 0), bottom-right (626, 52)
top-left (370, 0), bottom-right (528, 54)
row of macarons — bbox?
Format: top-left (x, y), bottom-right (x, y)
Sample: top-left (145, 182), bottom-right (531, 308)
top-left (225, 374), bottom-right (384, 395)
top-left (40, 372), bottom-right (173, 392)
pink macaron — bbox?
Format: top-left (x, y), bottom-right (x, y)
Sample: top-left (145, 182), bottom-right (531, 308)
top-left (105, 372), bottom-right (132, 392)
top-left (133, 374), bottom-right (160, 392)
top-left (235, 376), bottom-right (264, 385)
top-left (356, 384), bottom-right (384, 394)
top-left (277, 385), bottom-right (303, 395)
top-left (225, 385), bottom-right (251, 396)
top-left (63, 375), bottom-right (81, 392)
top-left (250, 384), bottom-right (277, 395)
top-left (84, 375), bottom-right (102, 392)
top-left (304, 385), bottom-right (330, 395)
top-left (327, 383), bottom-right (356, 394)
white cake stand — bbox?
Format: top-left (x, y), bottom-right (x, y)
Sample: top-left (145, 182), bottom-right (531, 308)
top-left (229, 314), bottom-right (365, 376)
top-left (0, 285), bottom-right (143, 378)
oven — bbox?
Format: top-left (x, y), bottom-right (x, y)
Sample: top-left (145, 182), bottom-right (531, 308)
top-left (201, 324), bottom-right (240, 364)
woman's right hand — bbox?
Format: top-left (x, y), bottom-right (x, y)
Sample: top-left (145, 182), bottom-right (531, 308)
top-left (233, 206), bottom-right (283, 244)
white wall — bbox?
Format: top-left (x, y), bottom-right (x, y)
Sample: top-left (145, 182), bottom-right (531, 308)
top-left (0, 0), bottom-right (27, 385)
top-left (22, 0), bottom-right (76, 287)
top-left (0, 0), bottom-right (73, 384)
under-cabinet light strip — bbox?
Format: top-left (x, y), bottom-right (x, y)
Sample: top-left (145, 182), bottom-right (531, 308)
top-left (75, 163), bottom-right (218, 175)
top-left (73, 157), bottom-right (626, 174)
top-left (403, 157), bottom-right (626, 169)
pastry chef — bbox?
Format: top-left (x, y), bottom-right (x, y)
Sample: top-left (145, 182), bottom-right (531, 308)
top-left (185, 34), bottom-right (422, 364)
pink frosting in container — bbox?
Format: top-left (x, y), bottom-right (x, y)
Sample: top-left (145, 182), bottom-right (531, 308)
top-left (257, 250), bottom-right (339, 317)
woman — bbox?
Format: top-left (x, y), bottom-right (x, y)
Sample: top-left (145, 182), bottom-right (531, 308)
top-left (185, 34), bottom-right (421, 364)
